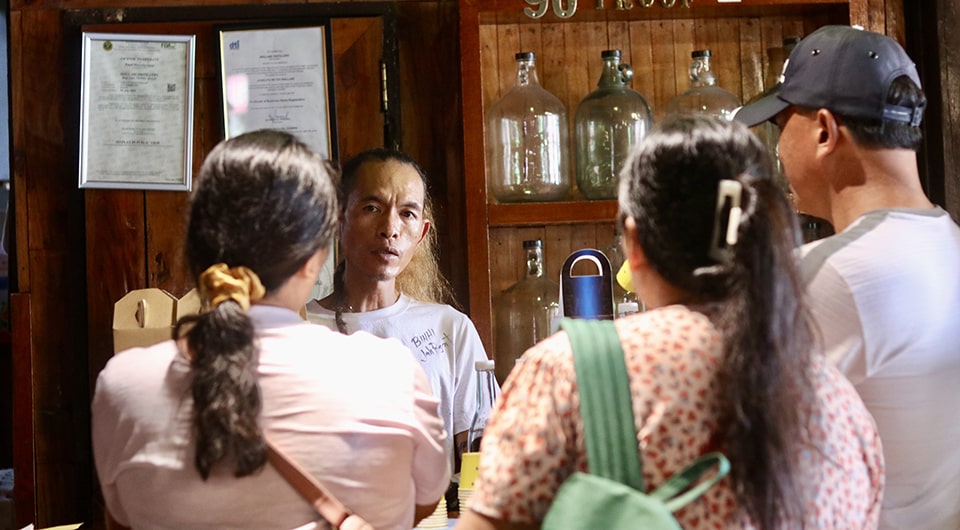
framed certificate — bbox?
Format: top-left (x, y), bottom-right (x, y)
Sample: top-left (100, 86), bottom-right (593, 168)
top-left (79, 33), bottom-right (196, 191)
top-left (218, 22), bottom-right (338, 160)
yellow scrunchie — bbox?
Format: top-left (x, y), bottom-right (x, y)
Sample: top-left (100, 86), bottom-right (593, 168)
top-left (198, 263), bottom-right (265, 311)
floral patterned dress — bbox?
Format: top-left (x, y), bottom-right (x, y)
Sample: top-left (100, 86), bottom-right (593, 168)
top-left (468, 305), bottom-right (884, 529)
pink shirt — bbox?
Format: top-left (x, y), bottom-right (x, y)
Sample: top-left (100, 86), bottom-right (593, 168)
top-left (93, 305), bottom-right (449, 530)
top-left (468, 305), bottom-right (884, 528)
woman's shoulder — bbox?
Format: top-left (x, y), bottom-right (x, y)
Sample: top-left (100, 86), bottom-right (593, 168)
top-left (615, 305), bottom-right (721, 357)
top-left (808, 356), bottom-right (878, 427)
top-left (278, 318), bottom-right (413, 357)
top-left (101, 340), bottom-right (182, 379)
top-left (95, 340), bottom-right (187, 403)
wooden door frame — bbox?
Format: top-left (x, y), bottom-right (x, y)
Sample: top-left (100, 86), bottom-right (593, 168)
top-left (903, 1), bottom-right (959, 221)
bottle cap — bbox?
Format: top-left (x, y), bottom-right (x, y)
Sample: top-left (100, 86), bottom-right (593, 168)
top-left (515, 51), bottom-right (535, 61)
top-left (475, 359), bottom-right (495, 371)
top-left (522, 239), bottom-right (543, 249)
top-left (616, 301), bottom-right (640, 318)
top-left (601, 49), bottom-right (622, 58)
top-left (692, 49), bottom-right (712, 58)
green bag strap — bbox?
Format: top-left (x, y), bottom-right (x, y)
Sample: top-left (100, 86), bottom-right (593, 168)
top-left (649, 451), bottom-right (731, 511)
top-left (562, 318), bottom-right (644, 492)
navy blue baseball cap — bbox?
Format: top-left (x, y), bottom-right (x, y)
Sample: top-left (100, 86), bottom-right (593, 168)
top-left (734, 25), bottom-right (923, 127)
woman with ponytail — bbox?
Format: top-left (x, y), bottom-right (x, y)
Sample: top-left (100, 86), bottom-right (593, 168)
top-left (457, 116), bottom-right (884, 530)
top-left (93, 130), bottom-right (448, 530)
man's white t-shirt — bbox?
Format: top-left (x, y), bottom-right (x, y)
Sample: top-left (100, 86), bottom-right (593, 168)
top-left (801, 207), bottom-right (960, 530)
top-left (307, 294), bottom-right (496, 465)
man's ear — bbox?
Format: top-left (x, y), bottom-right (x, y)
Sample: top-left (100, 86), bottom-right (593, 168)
top-left (418, 219), bottom-right (431, 244)
top-left (815, 108), bottom-right (841, 156)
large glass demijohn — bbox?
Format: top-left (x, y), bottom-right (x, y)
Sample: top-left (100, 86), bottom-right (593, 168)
top-left (493, 239), bottom-right (561, 384)
top-left (574, 49), bottom-right (653, 200)
top-left (666, 49), bottom-right (740, 121)
top-left (487, 52), bottom-right (571, 203)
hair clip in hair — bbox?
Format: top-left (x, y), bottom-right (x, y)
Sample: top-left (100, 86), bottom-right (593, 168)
top-left (708, 179), bottom-right (743, 263)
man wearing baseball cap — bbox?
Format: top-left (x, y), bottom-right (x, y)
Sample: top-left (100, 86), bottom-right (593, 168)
top-left (736, 25), bottom-right (960, 530)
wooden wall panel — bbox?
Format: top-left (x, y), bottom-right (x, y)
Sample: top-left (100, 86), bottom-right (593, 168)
top-left (11, 293), bottom-right (33, 529)
top-left (84, 189), bottom-right (147, 419)
top-left (393, 2), bottom-right (466, 306)
top-left (12, 7), bottom-right (91, 527)
top-left (333, 16), bottom-right (384, 162)
top-left (650, 20), bottom-right (676, 122)
top-left (627, 20), bottom-right (655, 113)
top-left (9, 12), bottom-right (28, 292)
top-left (738, 17), bottom-right (763, 103)
top-left (937, 0), bottom-right (960, 220)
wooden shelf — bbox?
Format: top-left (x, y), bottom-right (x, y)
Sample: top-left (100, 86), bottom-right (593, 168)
top-left (472, 0), bottom-right (849, 24)
top-left (488, 200), bottom-right (619, 226)
top-left (460, 0), bottom-right (875, 353)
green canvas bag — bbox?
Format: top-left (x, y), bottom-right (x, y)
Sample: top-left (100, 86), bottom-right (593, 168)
top-left (542, 318), bottom-right (730, 529)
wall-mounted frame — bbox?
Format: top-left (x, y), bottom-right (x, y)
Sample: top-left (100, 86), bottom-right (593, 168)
top-left (79, 32), bottom-right (196, 191)
top-left (218, 22), bottom-right (338, 160)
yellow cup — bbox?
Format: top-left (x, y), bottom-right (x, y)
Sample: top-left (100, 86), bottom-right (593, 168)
top-left (460, 452), bottom-right (481, 490)
top-left (616, 260), bottom-right (634, 293)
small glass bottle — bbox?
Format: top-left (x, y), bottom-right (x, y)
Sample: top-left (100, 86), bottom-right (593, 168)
top-left (574, 49), bottom-right (653, 200)
top-left (493, 239), bottom-right (561, 385)
top-left (456, 359), bottom-right (497, 517)
top-left (487, 52), bottom-right (571, 203)
top-left (467, 359), bottom-right (499, 453)
top-left (666, 49), bottom-right (740, 121)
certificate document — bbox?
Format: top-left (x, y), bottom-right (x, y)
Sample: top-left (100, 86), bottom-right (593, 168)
top-left (79, 33), bottom-right (196, 190)
top-left (219, 25), bottom-right (335, 159)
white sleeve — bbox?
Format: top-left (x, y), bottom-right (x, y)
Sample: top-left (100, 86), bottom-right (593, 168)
top-left (805, 261), bottom-right (868, 384)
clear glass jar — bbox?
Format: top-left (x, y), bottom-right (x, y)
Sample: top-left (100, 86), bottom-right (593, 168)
top-left (487, 52), bottom-right (571, 203)
top-left (493, 239), bottom-right (561, 384)
top-left (574, 49), bottom-right (653, 200)
top-left (666, 49), bottom-right (740, 121)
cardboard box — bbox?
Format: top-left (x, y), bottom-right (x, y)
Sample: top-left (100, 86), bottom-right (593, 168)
top-left (112, 288), bottom-right (200, 354)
